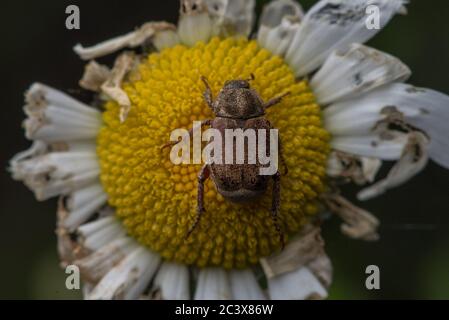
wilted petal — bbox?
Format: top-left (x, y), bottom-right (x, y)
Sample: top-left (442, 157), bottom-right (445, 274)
top-left (324, 83), bottom-right (449, 168)
top-left (74, 237), bottom-right (138, 283)
top-left (323, 194), bottom-right (380, 241)
top-left (311, 44), bottom-right (411, 105)
top-left (260, 225), bottom-right (324, 278)
top-left (23, 83), bottom-right (101, 142)
top-left (331, 133), bottom-right (408, 161)
top-left (257, 0), bottom-right (303, 57)
top-left (10, 141), bottom-right (99, 201)
top-left (87, 247), bottom-right (161, 300)
top-left (78, 216), bottom-right (127, 251)
top-left (206, 0), bottom-right (255, 37)
top-left (74, 22), bottom-right (177, 60)
top-left (79, 61), bottom-right (111, 92)
top-left (358, 132), bottom-right (429, 200)
top-left (100, 52), bottom-right (137, 123)
top-left (327, 151), bottom-right (382, 185)
top-left (263, 225), bottom-right (331, 300)
top-left (60, 183), bottom-right (108, 231)
top-left (178, 0), bottom-right (213, 46)
top-left (153, 29), bottom-right (181, 51)
top-left (285, 0), bottom-right (406, 77)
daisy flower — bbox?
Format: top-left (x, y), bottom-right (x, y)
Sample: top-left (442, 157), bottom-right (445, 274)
top-left (10, 0), bottom-right (449, 300)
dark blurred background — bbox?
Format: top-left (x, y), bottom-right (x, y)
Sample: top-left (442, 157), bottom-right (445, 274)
top-left (0, 0), bottom-right (448, 299)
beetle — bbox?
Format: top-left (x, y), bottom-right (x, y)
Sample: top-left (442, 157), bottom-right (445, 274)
top-left (163, 75), bottom-right (289, 248)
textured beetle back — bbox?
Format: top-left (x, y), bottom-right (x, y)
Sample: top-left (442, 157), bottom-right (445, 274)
top-left (214, 88), bottom-right (265, 119)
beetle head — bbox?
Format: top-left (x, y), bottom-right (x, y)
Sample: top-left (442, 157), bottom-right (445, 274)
top-left (223, 79), bottom-right (251, 90)
top-left (214, 76), bottom-right (265, 119)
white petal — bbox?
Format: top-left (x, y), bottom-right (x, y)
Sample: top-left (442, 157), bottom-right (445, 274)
top-left (24, 83), bottom-right (101, 142)
top-left (10, 142), bottom-right (100, 201)
top-left (324, 89), bottom-right (418, 137)
top-left (9, 141), bottom-right (48, 172)
top-left (194, 268), bottom-right (232, 300)
top-left (311, 44), bottom-right (411, 105)
top-left (62, 183), bottom-right (108, 231)
top-left (206, 0), bottom-right (255, 37)
top-left (178, 0), bottom-right (213, 46)
top-left (75, 237), bottom-right (138, 283)
top-left (358, 132), bottom-right (429, 200)
top-left (325, 83), bottom-right (449, 167)
top-left (78, 216), bottom-right (126, 251)
top-left (229, 269), bottom-right (266, 300)
top-left (82, 283), bottom-right (94, 298)
top-left (63, 141), bottom-right (97, 153)
top-left (285, 0), bottom-right (406, 77)
top-left (257, 0), bottom-right (303, 57)
top-left (153, 262), bottom-right (190, 300)
top-left (326, 152), bottom-right (345, 176)
top-left (331, 134), bottom-right (408, 160)
top-left (153, 29), bottom-right (181, 51)
top-left (87, 247), bottom-right (161, 300)
top-left (268, 267), bottom-right (327, 300)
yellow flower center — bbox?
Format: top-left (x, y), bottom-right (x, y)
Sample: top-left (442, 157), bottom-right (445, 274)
top-left (97, 37), bottom-right (330, 269)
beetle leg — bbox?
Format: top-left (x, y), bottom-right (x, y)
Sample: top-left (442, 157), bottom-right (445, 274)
top-left (264, 92), bottom-right (291, 110)
top-left (161, 120), bottom-right (212, 150)
top-left (186, 164), bottom-right (210, 239)
top-left (271, 171), bottom-right (285, 249)
top-left (201, 76), bottom-right (214, 111)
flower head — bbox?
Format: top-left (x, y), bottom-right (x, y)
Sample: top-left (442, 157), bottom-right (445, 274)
top-left (10, 0), bottom-right (449, 300)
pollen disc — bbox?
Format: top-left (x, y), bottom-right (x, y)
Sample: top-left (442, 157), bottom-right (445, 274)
top-left (97, 37), bottom-right (330, 269)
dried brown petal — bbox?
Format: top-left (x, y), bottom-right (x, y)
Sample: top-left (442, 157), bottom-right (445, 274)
top-left (260, 225), bottom-right (325, 279)
top-left (327, 151), bottom-right (381, 185)
top-left (100, 52), bottom-right (138, 122)
top-left (57, 198), bottom-right (90, 267)
top-left (307, 253), bottom-right (333, 288)
top-left (74, 238), bottom-right (136, 283)
top-left (358, 132), bottom-right (429, 200)
top-left (323, 194), bottom-right (380, 241)
top-left (79, 61), bottom-right (111, 92)
top-left (74, 22), bottom-right (176, 60)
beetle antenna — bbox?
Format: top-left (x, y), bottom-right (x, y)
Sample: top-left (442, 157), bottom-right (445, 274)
top-left (246, 73), bottom-right (255, 82)
top-left (264, 91), bottom-right (291, 109)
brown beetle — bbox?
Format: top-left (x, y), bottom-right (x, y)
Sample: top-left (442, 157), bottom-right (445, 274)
top-left (164, 76), bottom-right (289, 248)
